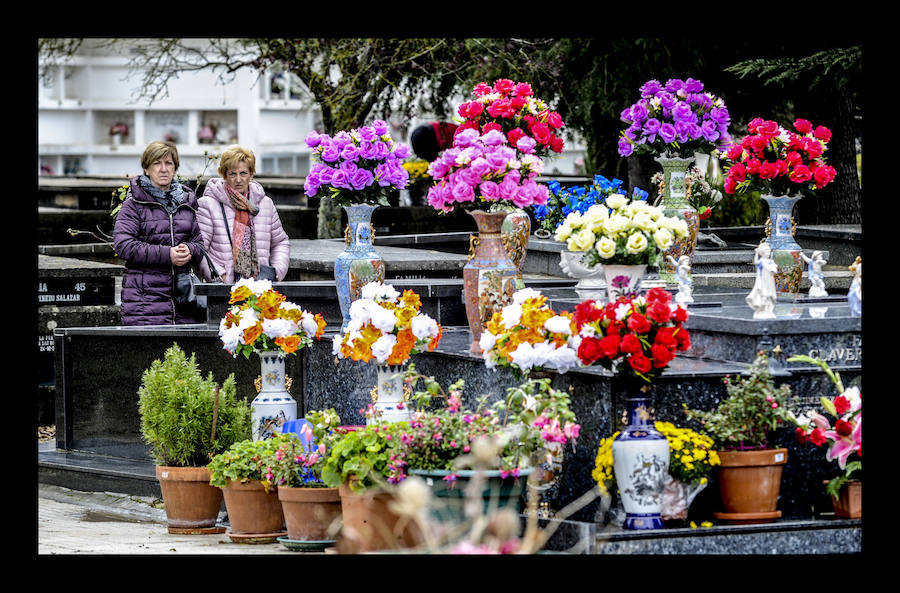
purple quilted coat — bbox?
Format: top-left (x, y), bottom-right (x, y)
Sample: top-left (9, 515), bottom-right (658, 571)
top-left (113, 177), bottom-right (205, 325)
top-left (195, 178), bottom-right (291, 283)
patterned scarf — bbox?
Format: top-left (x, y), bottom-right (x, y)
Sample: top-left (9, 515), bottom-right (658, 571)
top-left (225, 184), bottom-right (259, 280)
top-left (139, 175), bottom-right (184, 214)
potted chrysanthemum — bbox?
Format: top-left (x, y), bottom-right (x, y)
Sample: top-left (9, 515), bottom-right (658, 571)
top-left (219, 278), bottom-right (326, 440)
top-left (554, 193), bottom-right (689, 301)
top-left (332, 281), bottom-right (442, 425)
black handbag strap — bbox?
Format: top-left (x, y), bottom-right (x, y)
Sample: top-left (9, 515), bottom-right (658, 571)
top-left (220, 203), bottom-right (233, 247)
top-left (197, 244), bottom-right (223, 282)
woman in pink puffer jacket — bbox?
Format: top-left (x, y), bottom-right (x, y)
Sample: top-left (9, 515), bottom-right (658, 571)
top-left (196, 145), bottom-right (290, 283)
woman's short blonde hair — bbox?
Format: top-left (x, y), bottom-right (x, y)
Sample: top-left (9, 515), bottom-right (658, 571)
top-left (218, 145), bottom-right (256, 178)
top-left (141, 141), bottom-right (180, 171)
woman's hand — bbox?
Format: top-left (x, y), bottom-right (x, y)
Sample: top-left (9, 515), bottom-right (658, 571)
top-left (170, 243), bottom-right (192, 266)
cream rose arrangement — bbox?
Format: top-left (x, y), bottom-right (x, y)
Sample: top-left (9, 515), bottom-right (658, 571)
top-left (554, 194), bottom-right (688, 267)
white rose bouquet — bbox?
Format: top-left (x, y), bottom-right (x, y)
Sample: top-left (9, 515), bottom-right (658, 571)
top-left (554, 194), bottom-right (689, 268)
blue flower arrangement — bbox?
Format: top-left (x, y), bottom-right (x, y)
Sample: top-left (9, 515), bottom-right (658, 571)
top-left (535, 174), bottom-right (649, 233)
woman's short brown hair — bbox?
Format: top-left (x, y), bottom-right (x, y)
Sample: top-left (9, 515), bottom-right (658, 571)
top-left (218, 145), bottom-right (257, 178)
top-left (141, 141), bottom-right (180, 171)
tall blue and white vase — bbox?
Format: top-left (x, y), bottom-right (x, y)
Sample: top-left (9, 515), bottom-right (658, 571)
top-left (612, 388), bottom-right (670, 530)
top-left (252, 351), bottom-right (297, 441)
top-left (762, 194), bottom-right (803, 294)
top-left (335, 203), bottom-right (385, 330)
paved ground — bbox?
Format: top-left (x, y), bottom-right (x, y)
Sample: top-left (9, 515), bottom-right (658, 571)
top-left (37, 483), bottom-right (327, 555)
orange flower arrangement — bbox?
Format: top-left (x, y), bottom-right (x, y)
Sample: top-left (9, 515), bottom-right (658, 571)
top-left (479, 287), bottom-right (580, 377)
top-left (333, 281), bottom-right (442, 366)
top-left (219, 278), bottom-right (326, 358)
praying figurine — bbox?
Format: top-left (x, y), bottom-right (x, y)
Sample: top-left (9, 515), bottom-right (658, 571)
top-left (667, 254), bottom-right (694, 305)
top-left (848, 256), bottom-right (862, 317)
top-left (800, 250), bottom-right (828, 297)
top-left (746, 241), bottom-right (777, 319)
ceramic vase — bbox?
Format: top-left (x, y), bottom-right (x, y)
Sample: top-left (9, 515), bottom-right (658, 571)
top-left (335, 203), bottom-right (385, 330)
top-left (252, 351), bottom-right (297, 441)
top-left (762, 194), bottom-right (804, 294)
top-left (463, 209), bottom-right (519, 353)
top-left (612, 390), bottom-right (670, 530)
top-left (603, 264), bottom-right (647, 301)
top-left (368, 364), bottom-right (412, 425)
top-left (655, 155), bottom-right (699, 285)
top-left (501, 207), bottom-right (531, 281)
top-left (559, 250), bottom-right (606, 300)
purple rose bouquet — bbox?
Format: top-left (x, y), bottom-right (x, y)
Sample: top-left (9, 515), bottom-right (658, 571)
top-left (303, 120), bottom-right (412, 206)
top-left (425, 127), bottom-right (550, 213)
top-left (617, 78), bottom-right (732, 158)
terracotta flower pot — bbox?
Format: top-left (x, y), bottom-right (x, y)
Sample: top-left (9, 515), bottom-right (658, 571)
top-left (713, 448), bottom-right (788, 524)
top-left (830, 480), bottom-right (862, 519)
top-left (221, 480), bottom-right (285, 536)
top-left (278, 486), bottom-right (342, 541)
top-left (337, 482), bottom-right (423, 553)
top-left (155, 465), bottom-right (224, 534)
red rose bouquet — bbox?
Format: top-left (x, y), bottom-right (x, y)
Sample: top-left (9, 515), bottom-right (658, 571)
top-left (571, 287), bottom-right (690, 383)
top-left (721, 117), bottom-right (837, 197)
top-left (455, 79), bottom-right (565, 158)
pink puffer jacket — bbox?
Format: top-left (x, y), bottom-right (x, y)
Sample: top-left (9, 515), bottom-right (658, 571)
top-left (196, 178), bottom-right (291, 283)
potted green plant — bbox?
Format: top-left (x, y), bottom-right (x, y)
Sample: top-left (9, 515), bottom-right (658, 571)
top-left (270, 409), bottom-right (344, 546)
top-left (789, 354), bottom-right (862, 518)
top-left (388, 366), bottom-right (581, 525)
top-left (208, 435), bottom-right (291, 541)
top-left (321, 421), bottom-right (422, 553)
top-left (138, 343), bottom-right (251, 534)
top-left (683, 350), bottom-right (800, 524)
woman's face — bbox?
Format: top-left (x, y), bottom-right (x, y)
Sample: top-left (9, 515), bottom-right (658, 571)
top-left (145, 154), bottom-right (176, 191)
top-left (225, 160), bottom-right (253, 195)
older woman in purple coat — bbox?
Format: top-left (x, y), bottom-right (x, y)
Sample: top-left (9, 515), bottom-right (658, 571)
top-left (113, 141), bottom-right (205, 325)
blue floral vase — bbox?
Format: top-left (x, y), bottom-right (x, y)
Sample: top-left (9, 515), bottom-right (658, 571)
top-left (612, 387), bottom-right (670, 530)
top-left (334, 203), bottom-right (385, 330)
top-left (654, 155), bottom-right (699, 285)
top-left (762, 194), bottom-right (803, 294)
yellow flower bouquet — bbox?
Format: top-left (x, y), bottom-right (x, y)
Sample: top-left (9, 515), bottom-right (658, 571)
top-left (478, 287), bottom-right (580, 378)
top-left (219, 278), bottom-right (326, 358)
top-left (332, 281), bottom-right (442, 366)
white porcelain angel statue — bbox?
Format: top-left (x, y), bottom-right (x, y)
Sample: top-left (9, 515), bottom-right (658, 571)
top-left (848, 256), bottom-right (861, 317)
top-left (667, 254), bottom-right (694, 305)
top-left (746, 241), bottom-right (777, 319)
top-left (800, 250), bottom-right (828, 297)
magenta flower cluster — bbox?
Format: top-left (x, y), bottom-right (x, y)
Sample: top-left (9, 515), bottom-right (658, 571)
top-left (618, 78), bottom-right (732, 158)
top-left (425, 127), bottom-right (550, 213)
top-left (303, 120), bottom-right (411, 206)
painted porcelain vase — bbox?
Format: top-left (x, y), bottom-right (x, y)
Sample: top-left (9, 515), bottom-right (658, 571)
top-left (762, 194), bottom-right (804, 294)
top-left (463, 209), bottom-right (519, 353)
top-left (559, 250), bottom-right (606, 300)
top-left (603, 264), bottom-right (647, 301)
top-left (335, 204), bottom-right (385, 330)
top-left (501, 207), bottom-right (531, 281)
top-left (252, 351), bottom-right (298, 440)
top-left (368, 364), bottom-right (412, 425)
top-left (612, 390), bottom-right (670, 530)
top-left (655, 155), bottom-right (699, 285)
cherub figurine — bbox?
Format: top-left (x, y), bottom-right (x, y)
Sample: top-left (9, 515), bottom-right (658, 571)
top-left (848, 256), bottom-right (861, 317)
top-left (667, 254), bottom-right (694, 305)
top-left (746, 241), bottom-right (777, 319)
top-left (800, 250), bottom-right (828, 297)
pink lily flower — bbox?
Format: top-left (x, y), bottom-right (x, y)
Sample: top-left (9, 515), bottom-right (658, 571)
top-left (825, 416), bottom-right (862, 469)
